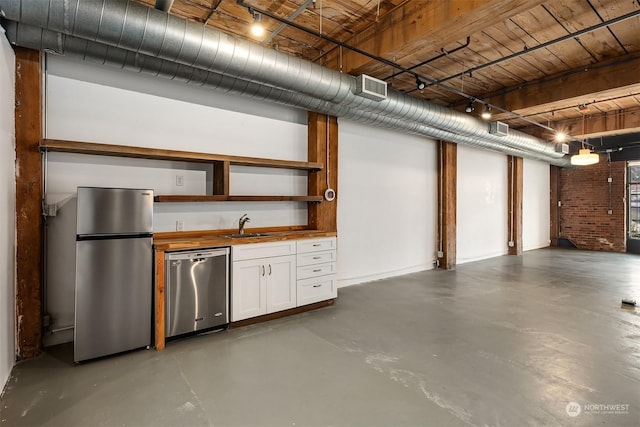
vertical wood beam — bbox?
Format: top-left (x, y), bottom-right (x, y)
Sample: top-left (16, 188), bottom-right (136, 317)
top-left (212, 160), bottom-right (229, 196)
top-left (14, 48), bottom-right (43, 360)
top-left (154, 250), bottom-right (165, 350)
top-left (307, 112), bottom-right (338, 232)
top-left (437, 141), bottom-right (457, 270)
top-left (507, 156), bottom-right (523, 255)
top-left (549, 166), bottom-right (560, 247)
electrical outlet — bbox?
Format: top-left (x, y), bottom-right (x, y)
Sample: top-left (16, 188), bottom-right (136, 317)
top-left (608, 210), bottom-right (613, 215)
top-left (508, 241), bottom-right (515, 247)
top-left (176, 175), bottom-right (184, 186)
top-left (607, 177), bottom-right (612, 183)
top-left (557, 201), bottom-right (562, 207)
top-left (45, 204), bottom-right (57, 217)
top-left (176, 220), bottom-right (184, 231)
top-left (437, 251), bottom-right (444, 258)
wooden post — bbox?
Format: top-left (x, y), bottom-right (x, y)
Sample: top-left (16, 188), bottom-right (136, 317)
top-left (14, 48), bottom-right (43, 360)
top-left (549, 165), bottom-right (560, 247)
top-left (155, 250), bottom-right (165, 350)
top-left (507, 156), bottom-right (523, 255)
top-left (437, 141), bottom-right (457, 269)
top-left (307, 112), bottom-right (338, 232)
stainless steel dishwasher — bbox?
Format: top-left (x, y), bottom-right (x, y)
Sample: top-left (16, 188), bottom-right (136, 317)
top-left (165, 247), bottom-right (229, 338)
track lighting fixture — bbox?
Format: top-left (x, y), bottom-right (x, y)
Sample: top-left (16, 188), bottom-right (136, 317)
top-left (555, 132), bottom-right (566, 142)
top-left (250, 11), bottom-right (264, 37)
top-left (416, 78), bottom-right (426, 91)
top-left (481, 104), bottom-right (492, 119)
top-left (465, 100), bottom-right (474, 113)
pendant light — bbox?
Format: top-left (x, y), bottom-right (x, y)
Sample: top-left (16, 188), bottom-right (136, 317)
top-left (570, 108), bottom-right (599, 166)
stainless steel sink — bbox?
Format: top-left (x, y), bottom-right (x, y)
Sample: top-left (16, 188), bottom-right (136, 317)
top-left (224, 233), bottom-right (271, 238)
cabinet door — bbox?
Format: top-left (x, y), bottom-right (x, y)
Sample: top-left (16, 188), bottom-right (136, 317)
top-left (266, 255), bottom-right (297, 314)
top-left (232, 259), bottom-right (267, 321)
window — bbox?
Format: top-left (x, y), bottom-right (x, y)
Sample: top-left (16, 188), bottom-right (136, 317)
top-left (630, 162), bottom-right (640, 240)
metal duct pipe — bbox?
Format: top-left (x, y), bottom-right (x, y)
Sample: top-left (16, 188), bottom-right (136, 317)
top-left (3, 21), bottom-right (568, 165)
top-left (0, 0), bottom-right (566, 162)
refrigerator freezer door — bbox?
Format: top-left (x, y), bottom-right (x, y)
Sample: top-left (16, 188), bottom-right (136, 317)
top-left (74, 237), bottom-right (152, 362)
top-left (77, 187), bottom-right (153, 236)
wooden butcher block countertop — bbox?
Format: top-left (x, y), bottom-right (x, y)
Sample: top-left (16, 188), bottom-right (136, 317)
top-left (153, 228), bottom-right (337, 251)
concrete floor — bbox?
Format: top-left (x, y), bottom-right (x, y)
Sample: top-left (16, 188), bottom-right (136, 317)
top-left (1, 248), bottom-right (640, 427)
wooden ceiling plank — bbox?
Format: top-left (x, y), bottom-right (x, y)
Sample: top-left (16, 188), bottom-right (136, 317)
top-left (543, 1), bottom-right (627, 60)
top-left (319, 0), bottom-right (548, 74)
top-left (482, 21), bottom-right (576, 75)
top-left (483, 52), bottom-right (640, 116)
top-left (589, 0), bottom-right (640, 21)
top-left (508, 9), bottom-right (594, 69)
top-left (607, 16), bottom-right (640, 53)
top-left (478, 24), bottom-right (552, 77)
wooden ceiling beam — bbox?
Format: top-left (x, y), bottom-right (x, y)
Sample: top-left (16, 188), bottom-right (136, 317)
top-left (517, 106), bottom-right (640, 140)
top-left (317, 0), bottom-right (547, 75)
top-left (485, 53), bottom-right (640, 121)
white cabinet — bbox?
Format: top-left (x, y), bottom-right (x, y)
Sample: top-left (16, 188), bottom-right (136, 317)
top-left (231, 237), bottom-right (337, 322)
top-left (296, 237), bottom-right (337, 306)
top-left (231, 241), bottom-right (296, 321)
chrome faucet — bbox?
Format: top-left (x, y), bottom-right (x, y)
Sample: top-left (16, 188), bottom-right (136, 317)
top-left (238, 214), bottom-right (251, 235)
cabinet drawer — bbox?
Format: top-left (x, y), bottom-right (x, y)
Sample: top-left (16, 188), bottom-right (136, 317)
top-left (232, 241), bottom-right (296, 261)
top-left (296, 250), bottom-right (336, 267)
top-left (297, 275), bottom-right (337, 306)
top-left (297, 237), bottom-right (336, 254)
top-left (297, 262), bottom-right (336, 280)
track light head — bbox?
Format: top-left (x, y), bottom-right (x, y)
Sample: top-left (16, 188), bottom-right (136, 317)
top-left (555, 132), bottom-right (566, 142)
top-left (416, 78), bottom-right (426, 91)
top-left (465, 100), bottom-right (474, 113)
top-left (481, 104), bottom-right (492, 119)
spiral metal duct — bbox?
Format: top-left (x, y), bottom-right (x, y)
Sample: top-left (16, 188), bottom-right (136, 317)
top-left (0, 0), bottom-right (568, 164)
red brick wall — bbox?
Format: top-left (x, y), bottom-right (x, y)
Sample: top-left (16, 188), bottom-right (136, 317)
top-left (559, 160), bottom-right (626, 252)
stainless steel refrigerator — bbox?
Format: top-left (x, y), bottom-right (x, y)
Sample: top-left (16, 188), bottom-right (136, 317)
top-left (74, 187), bottom-right (154, 362)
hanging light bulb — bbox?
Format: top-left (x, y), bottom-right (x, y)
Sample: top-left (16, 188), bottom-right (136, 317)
top-left (251, 12), bottom-right (264, 37)
top-left (570, 109), bottom-right (599, 166)
top-left (481, 104), bottom-right (492, 119)
top-left (555, 132), bottom-right (566, 142)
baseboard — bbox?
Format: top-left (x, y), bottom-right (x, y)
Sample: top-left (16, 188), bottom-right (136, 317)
top-left (338, 263), bottom-right (433, 288)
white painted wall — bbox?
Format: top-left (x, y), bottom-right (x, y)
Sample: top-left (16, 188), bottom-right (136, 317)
top-left (43, 56), bottom-right (310, 345)
top-left (45, 56), bottom-right (310, 232)
top-left (337, 120), bottom-right (437, 287)
top-left (457, 145), bottom-right (508, 264)
top-left (0, 33), bottom-right (16, 392)
top-left (523, 158), bottom-right (550, 251)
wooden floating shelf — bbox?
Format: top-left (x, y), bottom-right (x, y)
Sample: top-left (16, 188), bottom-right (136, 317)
top-left (40, 139), bottom-right (323, 171)
top-left (154, 195), bottom-right (324, 203)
